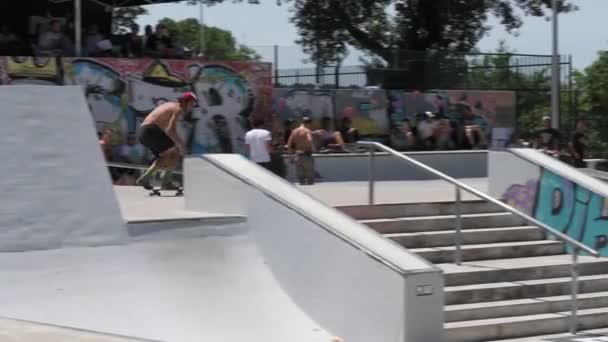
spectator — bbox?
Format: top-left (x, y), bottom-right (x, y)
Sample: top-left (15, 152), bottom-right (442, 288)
top-left (459, 105), bottom-right (488, 149)
top-left (114, 132), bottom-right (149, 165)
top-left (124, 24), bottom-right (143, 57)
top-left (0, 25), bottom-right (17, 48)
top-left (339, 117), bottom-right (360, 144)
top-left (113, 132), bottom-right (150, 185)
top-left (287, 117), bottom-right (316, 185)
top-left (245, 118), bottom-right (273, 171)
top-left (534, 116), bottom-right (561, 151)
top-left (315, 116), bottom-right (344, 152)
top-left (417, 112), bottom-right (438, 150)
top-left (84, 24), bottom-right (104, 56)
top-left (99, 128), bottom-right (114, 161)
top-left (145, 23), bottom-right (175, 58)
top-left (435, 115), bottom-right (454, 150)
top-left (390, 118), bottom-right (416, 151)
top-left (569, 120), bottom-right (588, 168)
top-left (37, 19), bottom-right (71, 56)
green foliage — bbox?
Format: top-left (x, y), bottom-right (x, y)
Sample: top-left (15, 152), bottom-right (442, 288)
top-left (158, 18), bottom-right (261, 61)
top-left (288, 0), bottom-right (577, 66)
top-left (113, 6), bottom-right (148, 34)
top-left (572, 52), bottom-right (608, 156)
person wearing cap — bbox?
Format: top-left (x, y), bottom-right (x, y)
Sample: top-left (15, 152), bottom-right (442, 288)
top-left (534, 116), bottom-right (561, 152)
top-left (135, 91), bottom-right (198, 190)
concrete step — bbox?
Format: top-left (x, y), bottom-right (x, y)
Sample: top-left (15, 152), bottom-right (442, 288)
top-left (445, 274), bottom-right (608, 306)
top-left (485, 327), bottom-right (608, 341)
top-left (386, 226), bottom-right (543, 249)
top-left (446, 291), bottom-right (608, 323)
top-left (336, 200), bottom-right (502, 220)
top-left (362, 212), bottom-right (527, 234)
top-left (445, 307), bottom-right (608, 342)
top-left (413, 240), bottom-right (565, 264)
top-left (439, 255), bottom-right (608, 287)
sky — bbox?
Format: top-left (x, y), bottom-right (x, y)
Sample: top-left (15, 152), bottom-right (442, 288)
top-left (137, 0), bottom-right (607, 71)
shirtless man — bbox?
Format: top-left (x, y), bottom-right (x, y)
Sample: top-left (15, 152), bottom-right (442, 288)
top-left (287, 116), bottom-right (315, 185)
top-left (135, 92), bottom-right (197, 190)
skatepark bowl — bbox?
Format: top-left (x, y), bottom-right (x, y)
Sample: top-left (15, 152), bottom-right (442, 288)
top-left (5, 85), bottom-right (608, 342)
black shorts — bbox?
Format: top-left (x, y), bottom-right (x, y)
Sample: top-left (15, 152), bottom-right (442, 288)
top-left (139, 124), bottom-right (175, 157)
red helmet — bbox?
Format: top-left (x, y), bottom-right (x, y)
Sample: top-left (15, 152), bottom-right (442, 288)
top-left (179, 91), bottom-right (199, 104)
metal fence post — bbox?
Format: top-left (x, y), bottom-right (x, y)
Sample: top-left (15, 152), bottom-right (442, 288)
top-left (274, 45), bottom-right (279, 87)
top-left (570, 247), bottom-right (580, 334)
top-left (454, 187), bottom-right (463, 265)
top-left (368, 148), bottom-right (375, 205)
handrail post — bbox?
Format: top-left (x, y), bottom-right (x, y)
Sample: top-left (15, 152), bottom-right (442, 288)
top-left (368, 147), bottom-right (375, 205)
top-left (570, 247), bottom-right (580, 334)
top-left (454, 186), bottom-right (463, 265)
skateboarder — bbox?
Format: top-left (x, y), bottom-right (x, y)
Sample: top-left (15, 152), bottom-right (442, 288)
top-left (136, 91), bottom-right (198, 190)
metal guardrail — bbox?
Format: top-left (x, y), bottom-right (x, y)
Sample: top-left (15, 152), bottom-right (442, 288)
top-left (357, 141), bottom-right (600, 334)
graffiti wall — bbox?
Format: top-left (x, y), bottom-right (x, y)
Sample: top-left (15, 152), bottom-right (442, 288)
top-left (490, 150), bottom-right (608, 256)
top-left (0, 56), bottom-right (273, 155)
top-left (272, 88), bottom-right (334, 128)
top-left (274, 87), bottom-right (516, 148)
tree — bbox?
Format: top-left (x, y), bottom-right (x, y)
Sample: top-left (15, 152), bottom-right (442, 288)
top-left (112, 6), bottom-right (148, 34)
top-left (289, 0), bottom-right (577, 67)
top-left (571, 51), bottom-right (608, 156)
top-left (158, 18), bottom-right (260, 61)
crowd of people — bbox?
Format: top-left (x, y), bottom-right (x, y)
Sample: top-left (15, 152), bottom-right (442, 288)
top-left (0, 19), bottom-right (190, 59)
top-left (99, 109), bottom-right (591, 188)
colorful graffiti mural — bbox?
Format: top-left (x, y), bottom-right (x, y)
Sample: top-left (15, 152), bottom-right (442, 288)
top-left (274, 87), bottom-right (516, 148)
top-left (503, 168), bottom-right (608, 256)
top-left (272, 88), bottom-right (334, 127)
top-left (0, 56), bottom-right (273, 155)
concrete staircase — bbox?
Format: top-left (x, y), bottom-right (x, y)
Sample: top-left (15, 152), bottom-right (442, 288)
top-left (337, 200), bottom-right (608, 342)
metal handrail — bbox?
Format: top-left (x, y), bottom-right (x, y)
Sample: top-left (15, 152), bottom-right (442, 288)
top-left (358, 141), bottom-right (601, 334)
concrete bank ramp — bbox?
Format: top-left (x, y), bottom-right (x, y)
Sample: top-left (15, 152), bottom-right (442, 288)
top-left (0, 86), bottom-right (126, 252)
top-left (0, 225), bottom-right (332, 342)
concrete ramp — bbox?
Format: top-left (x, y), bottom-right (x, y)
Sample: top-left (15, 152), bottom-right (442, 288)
top-left (0, 226), bottom-right (332, 342)
top-left (0, 86), bottom-right (126, 252)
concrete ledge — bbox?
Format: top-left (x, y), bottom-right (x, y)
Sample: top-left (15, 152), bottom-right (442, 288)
top-left (185, 154), bottom-right (445, 342)
top-left (284, 150), bottom-right (488, 182)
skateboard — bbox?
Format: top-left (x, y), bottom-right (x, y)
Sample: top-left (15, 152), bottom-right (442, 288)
top-left (149, 187), bottom-right (184, 197)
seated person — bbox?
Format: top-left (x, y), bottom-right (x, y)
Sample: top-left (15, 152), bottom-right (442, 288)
top-left (416, 112), bottom-right (439, 150)
top-left (314, 116), bottom-right (345, 152)
top-left (338, 117), bottom-right (360, 144)
top-left (435, 115), bottom-right (454, 150)
top-left (390, 118), bottom-right (416, 151)
top-left (458, 104), bottom-right (488, 149)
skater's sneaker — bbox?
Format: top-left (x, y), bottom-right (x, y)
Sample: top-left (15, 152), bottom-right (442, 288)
top-left (161, 182), bottom-right (181, 191)
top-left (136, 178), bottom-right (154, 190)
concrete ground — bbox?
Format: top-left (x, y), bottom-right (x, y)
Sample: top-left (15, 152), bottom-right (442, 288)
top-left (0, 317), bottom-right (153, 341)
top-left (116, 178), bottom-right (489, 221)
top-left (115, 186), bottom-right (242, 223)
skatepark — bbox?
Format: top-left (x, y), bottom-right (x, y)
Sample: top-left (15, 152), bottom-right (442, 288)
top-left (4, 85), bottom-right (608, 342)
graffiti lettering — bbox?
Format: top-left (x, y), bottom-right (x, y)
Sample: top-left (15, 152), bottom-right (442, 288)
top-left (503, 169), bottom-right (608, 256)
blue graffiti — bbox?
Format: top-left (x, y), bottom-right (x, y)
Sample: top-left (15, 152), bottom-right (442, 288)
top-left (534, 169), bottom-right (608, 255)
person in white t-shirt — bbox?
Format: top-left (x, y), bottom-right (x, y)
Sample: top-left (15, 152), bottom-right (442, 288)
top-left (245, 118), bottom-right (273, 171)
